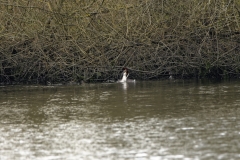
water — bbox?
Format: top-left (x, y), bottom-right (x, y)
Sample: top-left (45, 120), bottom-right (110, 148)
top-left (0, 80), bottom-right (240, 160)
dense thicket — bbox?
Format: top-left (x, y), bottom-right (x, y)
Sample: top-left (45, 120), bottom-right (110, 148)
top-left (0, 0), bottom-right (240, 84)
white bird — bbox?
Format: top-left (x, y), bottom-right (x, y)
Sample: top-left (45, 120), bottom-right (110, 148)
top-left (118, 68), bottom-right (135, 83)
top-left (119, 68), bottom-right (128, 82)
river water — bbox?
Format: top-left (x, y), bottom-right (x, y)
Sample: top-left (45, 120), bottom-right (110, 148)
top-left (0, 80), bottom-right (240, 160)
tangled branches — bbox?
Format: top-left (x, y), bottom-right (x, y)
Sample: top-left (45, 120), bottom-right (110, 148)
top-left (0, 0), bottom-right (240, 84)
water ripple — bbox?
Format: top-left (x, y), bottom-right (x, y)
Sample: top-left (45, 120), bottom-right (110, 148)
top-left (1, 81), bottom-right (240, 159)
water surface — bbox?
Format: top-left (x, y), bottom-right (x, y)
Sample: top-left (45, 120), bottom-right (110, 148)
top-left (0, 80), bottom-right (240, 159)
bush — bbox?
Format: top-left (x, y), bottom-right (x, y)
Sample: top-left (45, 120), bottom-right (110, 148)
top-left (0, 0), bottom-right (240, 84)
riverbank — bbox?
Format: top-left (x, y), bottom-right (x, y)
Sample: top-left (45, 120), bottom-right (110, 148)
top-left (1, 1), bottom-right (240, 84)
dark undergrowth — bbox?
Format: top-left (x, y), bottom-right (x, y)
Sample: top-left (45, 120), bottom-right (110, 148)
top-left (0, 0), bottom-right (240, 85)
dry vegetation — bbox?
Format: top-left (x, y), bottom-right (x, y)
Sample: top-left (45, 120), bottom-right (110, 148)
top-left (0, 0), bottom-right (240, 84)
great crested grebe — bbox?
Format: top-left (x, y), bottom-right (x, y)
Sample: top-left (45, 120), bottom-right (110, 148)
top-left (118, 68), bottom-right (135, 83)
